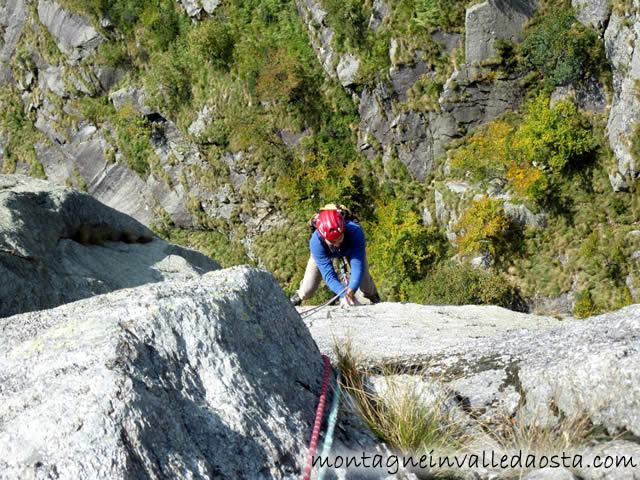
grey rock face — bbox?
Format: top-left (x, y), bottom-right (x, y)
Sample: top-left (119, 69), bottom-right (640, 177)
top-left (357, 84), bottom-right (458, 182)
top-left (550, 78), bottom-right (608, 114)
top-left (572, 0), bottom-right (610, 32)
top-left (368, 0), bottom-right (389, 33)
top-left (295, 0), bottom-right (338, 80)
top-left (0, 0), bottom-right (27, 85)
top-left (304, 302), bottom-right (640, 440)
top-left (0, 266), bottom-right (334, 479)
top-left (503, 201), bottom-right (547, 228)
top-left (201, 0), bottom-right (221, 14)
top-left (337, 53), bottom-right (360, 87)
top-left (38, 0), bottom-right (105, 64)
top-left (465, 0), bottom-right (539, 64)
top-left (0, 175), bottom-right (219, 318)
top-left (604, 12), bottom-right (640, 185)
top-left (441, 64), bottom-right (526, 130)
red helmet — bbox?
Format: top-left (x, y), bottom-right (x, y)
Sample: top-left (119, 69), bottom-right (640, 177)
top-left (316, 209), bottom-right (345, 240)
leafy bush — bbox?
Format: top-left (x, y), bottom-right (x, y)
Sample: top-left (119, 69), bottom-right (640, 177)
top-left (573, 289), bottom-right (599, 318)
top-left (520, 9), bottom-right (606, 89)
top-left (413, 262), bottom-right (516, 308)
top-left (449, 120), bottom-right (514, 181)
top-left (321, 0), bottom-right (370, 50)
top-left (365, 198), bottom-right (447, 301)
top-left (455, 197), bottom-right (511, 257)
top-left (113, 104), bottom-right (154, 176)
top-left (511, 93), bottom-right (596, 176)
top-left (188, 19), bottom-right (234, 71)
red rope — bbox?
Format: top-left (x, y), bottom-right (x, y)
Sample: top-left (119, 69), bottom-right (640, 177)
top-left (302, 354), bottom-right (332, 480)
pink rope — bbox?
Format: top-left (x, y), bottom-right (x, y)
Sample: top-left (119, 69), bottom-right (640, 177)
top-left (302, 354), bottom-right (332, 480)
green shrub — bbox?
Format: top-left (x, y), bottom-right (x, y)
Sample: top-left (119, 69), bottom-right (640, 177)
top-left (188, 19), bottom-right (234, 71)
top-left (520, 9), bottom-right (607, 89)
top-left (413, 262), bottom-right (516, 308)
top-left (573, 289), bottom-right (599, 318)
top-left (365, 198), bottom-right (447, 301)
top-left (449, 120), bottom-right (514, 181)
top-left (507, 94), bottom-right (597, 201)
top-left (113, 104), bottom-right (154, 176)
top-left (455, 197), bottom-right (511, 258)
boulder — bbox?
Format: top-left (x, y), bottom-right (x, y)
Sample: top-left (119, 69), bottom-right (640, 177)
top-left (604, 12), bottom-right (640, 186)
top-left (368, 0), bottom-right (390, 33)
top-left (0, 175), bottom-right (220, 318)
top-left (303, 302), bottom-right (640, 439)
top-left (37, 0), bottom-right (105, 64)
top-left (0, 0), bottom-right (28, 85)
top-left (572, 0), bottom-right (610, 33)
top-left (465, 0), bottom-right (539, 64)
top-left (440, 64), bottom-right (526, 130)
top-left (0, 266), bottom-right (376, 479)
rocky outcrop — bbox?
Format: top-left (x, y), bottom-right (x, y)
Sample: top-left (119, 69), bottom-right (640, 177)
top-left (305, 302), bottom-right (640, 478)
top-left (179, 0), bottom-right (221, 18)
top-left (0, 0), bottom-right (27, 85)
top-left (440, 65), bottom-right (527, 131)
top-left (37, 0), bottom-right (105, 64)
top-left (305, 302), bottom-right (640, 439)
top-left (465, 0), bottom-right (539, 65)
top-left (0, 175), bottom-right (220, 318)
top-left (0, 266), bottom-right (382, 479)
top-left (602, 9), bottom-right (640, 190)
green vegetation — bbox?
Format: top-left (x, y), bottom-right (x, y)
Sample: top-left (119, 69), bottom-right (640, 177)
top-left (2, 0), bottom-right (635, 316)
top-left (520, 8), bottom-right (608, 90)
top-left (455, 197), bottom-right (511, 257)
top-left (335, 339), bottom-right (469, 457)
top-left (411, 263), bottom-right (517, 308)
top-left (0, 87), bottom-right (50, 175)
top-left (365, 198), bottom-right (447, 301)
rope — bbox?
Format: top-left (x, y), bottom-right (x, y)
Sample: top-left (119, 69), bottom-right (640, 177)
top-left (302, 354), bottom-right (332, 480)
top-left (317, 374), bottom-right (341, 480)
top-left (298, 287), bottom-right (348, 318)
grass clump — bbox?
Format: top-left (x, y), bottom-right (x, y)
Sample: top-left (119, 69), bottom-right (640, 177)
top-left (334, 339), bottom-right (610, 479)
top-left (335, 339), bottom-right (469, 456)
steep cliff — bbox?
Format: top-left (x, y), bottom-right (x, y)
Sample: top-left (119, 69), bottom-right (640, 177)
top-left (1, 0), bottom-right (639, 316)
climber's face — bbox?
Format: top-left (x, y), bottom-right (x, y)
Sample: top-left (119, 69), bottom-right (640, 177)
top-left (325, 233), bottom-right (344, 249)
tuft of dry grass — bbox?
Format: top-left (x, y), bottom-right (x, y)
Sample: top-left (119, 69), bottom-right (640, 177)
top-left (334, 338), bottom-right (470, 454)
top-left (333, 337), bottom-right (612, 479)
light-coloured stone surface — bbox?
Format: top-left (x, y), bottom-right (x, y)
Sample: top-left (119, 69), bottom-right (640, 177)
top-left (303, 302), bottom-right (640, 441)
top-left (0, 267), bottom-right (322, 479)
top-left (37, 0), bottom-right (105, 63)
top-left (0, 175), bottom-right (219, 318)
top-left (465, 0), bottom-right (539, 64)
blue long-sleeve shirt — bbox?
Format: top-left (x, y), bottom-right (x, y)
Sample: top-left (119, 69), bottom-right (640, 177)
top-left (309, 220), bottom-right (366, 297)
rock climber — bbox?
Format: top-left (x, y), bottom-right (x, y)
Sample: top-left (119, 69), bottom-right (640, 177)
top-left (290, 207), bottom-right (380, 308)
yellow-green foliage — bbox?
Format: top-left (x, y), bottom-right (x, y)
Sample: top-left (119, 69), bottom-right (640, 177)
top-left (365, 197), bottom-right (445, 301)
top-left (449, 120), bottom-right (514, 181)
top-left (511, 93), bottom-right (596, 176)
top-left (278, 150), bottom-right (363, 217)
top-left (573, 290), bottom-right (599, 319)
top-left (450, 94), bottom-right (597, 202)
top-left (455, 197), bottom-right (511, 257)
